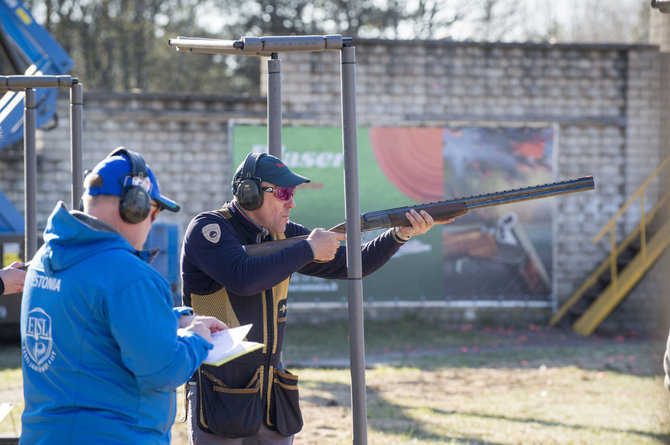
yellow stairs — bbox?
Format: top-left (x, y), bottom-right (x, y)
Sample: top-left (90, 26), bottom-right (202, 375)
top-left (551, 157), bottom-right (670, 336)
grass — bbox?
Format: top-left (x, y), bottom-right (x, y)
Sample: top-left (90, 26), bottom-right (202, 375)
top-left (283, 317), bottom-right (514, 361)
top-left (290, 362), bottom-right (669, 444)
top-left (282, 317), bottom-right (670, 444)
top-left (1, 317), bottom-right (669, 444)
top-left (0, 343), bottom-right (23, 438)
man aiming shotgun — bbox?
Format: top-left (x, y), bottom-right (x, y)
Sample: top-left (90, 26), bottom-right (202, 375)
top-left (180, 151), bottom-right (594, 444)
top-left (179, 152), bottom-right (453, 444)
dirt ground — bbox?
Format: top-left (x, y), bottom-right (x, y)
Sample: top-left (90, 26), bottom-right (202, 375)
top-left (171, 328), bottom-right (669, 444)
top-left (4, 325), bottom-right (667, 443)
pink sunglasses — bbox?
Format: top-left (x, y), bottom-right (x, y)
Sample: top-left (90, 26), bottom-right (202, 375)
top-left (262, 186), bottom-right (296, 201)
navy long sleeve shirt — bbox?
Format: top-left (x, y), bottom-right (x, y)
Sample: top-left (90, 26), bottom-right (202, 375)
top-left (181, 201), bottom-right (403, 301)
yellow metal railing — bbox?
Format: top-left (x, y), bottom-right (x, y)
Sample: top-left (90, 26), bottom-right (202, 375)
top-left (551, 155), bottom-right (670, 327)
top-left (573, 221), bottom-right (670, 335)
top-left (592, 156), bottom-right (670, 281)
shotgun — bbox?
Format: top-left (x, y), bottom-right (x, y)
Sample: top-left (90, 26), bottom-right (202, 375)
top-left (243, 175), bottom-right (595, 257)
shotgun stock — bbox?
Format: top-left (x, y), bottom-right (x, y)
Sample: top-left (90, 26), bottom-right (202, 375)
top-left (243, 175), bottom-right (594, 258)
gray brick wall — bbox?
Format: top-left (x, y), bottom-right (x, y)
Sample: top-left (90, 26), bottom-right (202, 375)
top-left (0, 93), bottom-right (266, 236)
top-left (266, 39), bottom-right (668, 333)
top-left (2, 36), bottom-right (669, 332)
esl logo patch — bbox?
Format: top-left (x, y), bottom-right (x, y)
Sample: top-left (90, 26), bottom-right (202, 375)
top-left (23, 308), bottom-right (56, 372)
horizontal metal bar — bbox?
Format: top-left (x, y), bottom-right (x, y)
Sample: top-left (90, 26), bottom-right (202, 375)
top-left (0, 75), bottom-right (77, 90)
top-left (236, 35), bottom-right (347, 53)
top-left (168, 34), bottom-right (351, 56)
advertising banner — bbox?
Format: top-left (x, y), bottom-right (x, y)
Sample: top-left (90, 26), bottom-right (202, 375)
top-left (232, 124), bottom-right (554, 302)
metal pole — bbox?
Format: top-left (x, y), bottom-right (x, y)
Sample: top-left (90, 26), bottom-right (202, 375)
top-left (263, 56), bottom-right (282, 445)
top-left (267, 53), bottom-right (282, 158)
top-left (340, 44), bottom-right (367, 445)
top-left (70, 82), bottom-right (84, 208)
top-left (24, 88), bottom-right (37, 259)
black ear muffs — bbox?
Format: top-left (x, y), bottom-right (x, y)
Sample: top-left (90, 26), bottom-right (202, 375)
top-left (233, 153), bottom-right (265, 211)
top-left (109, 147), bottom-right (152, 224)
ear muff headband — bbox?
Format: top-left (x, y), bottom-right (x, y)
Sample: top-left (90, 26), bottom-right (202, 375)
top-left (109, 147), bottom-right (152, 224)
top-left (234, 153), bottom-right (265, 211)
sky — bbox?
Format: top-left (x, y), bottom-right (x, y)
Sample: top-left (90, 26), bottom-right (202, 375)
top-left (197, 0), bottom-right (648, 43)
top-left (440, 0), bottom-right (647, 43)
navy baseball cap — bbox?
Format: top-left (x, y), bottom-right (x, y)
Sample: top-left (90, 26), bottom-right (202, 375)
top-left (86, 153), bottom-right (180, 212)
top-left (233, 153), bottom-right (311, 189)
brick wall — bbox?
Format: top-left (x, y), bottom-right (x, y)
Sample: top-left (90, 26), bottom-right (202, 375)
top-left (1, 36), bottom-right (668, 332)
top-left (0, 93), bottom-right (267, 234)
top-left (267, 39), bottom-right (669, 333)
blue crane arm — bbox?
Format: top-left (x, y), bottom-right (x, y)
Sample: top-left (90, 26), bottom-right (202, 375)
top-left (0, 0), bottom-right (74, 149)
top-left (0, 0), bottom-right (73, 74)
top-left (0, 0), bottom-right (74, 236)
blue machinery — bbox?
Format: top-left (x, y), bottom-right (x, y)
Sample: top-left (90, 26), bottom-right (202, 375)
top-left (0, 0), bottom-right (74, 236)
top-left (0, 0), bottom-right (74, 146)
top-left (0, 1), bottom-right (180, 309)
top-left (169, 35), bottom-right (370, 444)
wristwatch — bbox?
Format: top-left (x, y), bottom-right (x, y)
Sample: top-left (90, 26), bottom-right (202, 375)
top-left (175, 306), bottom-right (196, 317)
top-left (393, 226), bottom-right (412, 243)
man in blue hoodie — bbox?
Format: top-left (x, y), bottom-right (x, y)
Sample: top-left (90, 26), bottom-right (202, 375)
top-left (20, 148), bottom-right (226, 444)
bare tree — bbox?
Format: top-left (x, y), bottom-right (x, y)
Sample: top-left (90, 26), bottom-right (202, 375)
top-left (25, 0), bottom-right (248, 93)
top-left (507, 0), bottom-right (649, 44)
top-left (22, 0), bottom-right (650, 95)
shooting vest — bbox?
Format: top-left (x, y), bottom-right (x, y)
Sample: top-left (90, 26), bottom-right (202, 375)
top-left (187, 207), bottom-right (302, 438)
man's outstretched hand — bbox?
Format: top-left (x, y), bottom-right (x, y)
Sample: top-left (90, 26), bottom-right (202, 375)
top-left (397, 209), bottom-right (455, 239)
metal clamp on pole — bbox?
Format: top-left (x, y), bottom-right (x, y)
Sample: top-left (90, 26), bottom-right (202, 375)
top-left (168, 35), bottom-right (351, 56)
top-left (0, 75), bottom-right (76, 91)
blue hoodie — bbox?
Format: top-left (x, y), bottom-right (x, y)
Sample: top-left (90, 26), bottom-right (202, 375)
top-left (20, 202), bottom-right (211, 444)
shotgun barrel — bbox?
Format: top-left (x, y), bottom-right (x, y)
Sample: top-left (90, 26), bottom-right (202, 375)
top-left (328, 175), bottom-right (595, 233)
top-left (244, 175), bottom-right (595, 257)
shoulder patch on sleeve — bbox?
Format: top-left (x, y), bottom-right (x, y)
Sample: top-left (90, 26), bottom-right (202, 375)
top-left (202, 223), bottom-right (222, 244)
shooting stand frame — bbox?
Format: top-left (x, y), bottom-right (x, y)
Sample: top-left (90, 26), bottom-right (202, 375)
top-left (169, 34), bottom-right (369, 444)
top-left (0, 75), bottom-right (83, 260)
